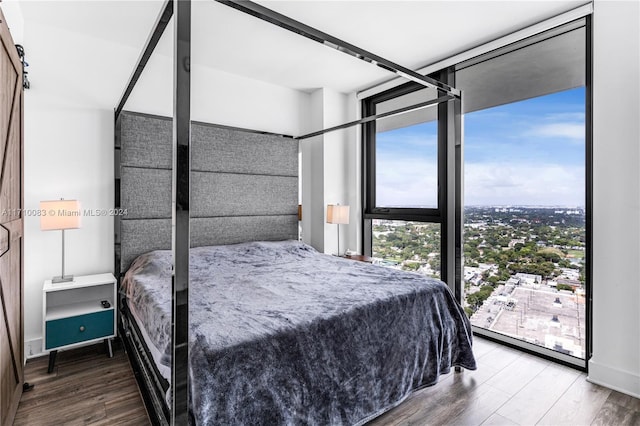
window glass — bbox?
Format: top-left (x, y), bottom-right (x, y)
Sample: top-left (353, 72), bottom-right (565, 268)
top-left (372, 220), bottom-right (441, 279)
top-left (375, 120), bottom-right (438, 208)
top-left (463, 87), bottom-right (586, 359)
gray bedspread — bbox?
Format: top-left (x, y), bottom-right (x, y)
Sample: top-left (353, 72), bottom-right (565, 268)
top-left (122, 240), bottom-right (476, 425)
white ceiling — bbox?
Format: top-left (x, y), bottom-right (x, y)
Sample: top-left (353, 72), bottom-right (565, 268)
top-left (19, 0), bottom-right (590, 93)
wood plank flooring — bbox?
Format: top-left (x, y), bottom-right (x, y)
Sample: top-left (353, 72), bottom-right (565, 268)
top-left (369, 337), bottom-right (640, 426)
top-left (14, 341), bottom-right (149, 425)
top-left (14, 337), bottom-right (639, 425)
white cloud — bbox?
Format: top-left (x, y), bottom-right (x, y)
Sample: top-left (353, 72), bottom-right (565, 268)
top-left (376, 159), bottom-right (585, 208)
top-left (377, 133), bottom-right (437, 150)
top-left (377, 157), bottom-right (438, 207)
top-left (544, 112), bottom-right (585, 122)
top-left (465, 162), bottom-right (585, 206)
top-left (531, 122), bottom-right (584, 140)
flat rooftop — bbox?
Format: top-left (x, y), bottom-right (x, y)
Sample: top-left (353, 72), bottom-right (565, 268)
top-left (470, 285), bottom-right (586, 358)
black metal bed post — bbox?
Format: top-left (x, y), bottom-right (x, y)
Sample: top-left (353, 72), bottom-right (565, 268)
top-left (172, 0), bottom-right (191, 423)
top-left (114, 115), bottom-right (121, 284)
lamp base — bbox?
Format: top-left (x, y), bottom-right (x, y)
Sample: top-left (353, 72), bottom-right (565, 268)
top-left (52, 275), bottom-right (74, 284)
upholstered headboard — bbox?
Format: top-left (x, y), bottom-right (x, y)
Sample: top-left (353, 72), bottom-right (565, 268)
top-left (114, 111), bottom-right (298, 277)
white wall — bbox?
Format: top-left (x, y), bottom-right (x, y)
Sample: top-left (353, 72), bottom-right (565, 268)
top-left (21, 19), bottom-right (309, 356)
top-left (21, 21), bottom-right (145, 355)
top-left (344, 92), bottom-right (362, 255)
top-left (300, 88), bottom-right (360, 256)
top-left (588, 0), bottom-right (640, 398)
top-left (322, 89), bottom-right (352, 255)
top-left (301, 90), bottom-right (325, 251)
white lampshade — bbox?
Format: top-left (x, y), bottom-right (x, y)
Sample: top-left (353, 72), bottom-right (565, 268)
top-left (327, 204), bottom-right (350, 225)
top-left (40, 200), bottom-right (82, 231)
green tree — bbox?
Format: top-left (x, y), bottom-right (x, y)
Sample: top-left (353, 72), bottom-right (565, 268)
top-left (556, 284), bottom-right (575, 292)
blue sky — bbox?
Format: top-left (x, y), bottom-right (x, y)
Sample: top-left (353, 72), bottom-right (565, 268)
top-left (376, 87), bottom-right (586, 207)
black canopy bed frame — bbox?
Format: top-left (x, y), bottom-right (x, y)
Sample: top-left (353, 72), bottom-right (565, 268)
top-left (114, 1), bottom-right (465, 424)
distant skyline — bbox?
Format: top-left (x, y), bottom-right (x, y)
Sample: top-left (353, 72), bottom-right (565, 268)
top-left (376, 87), bottom-right (586, 207)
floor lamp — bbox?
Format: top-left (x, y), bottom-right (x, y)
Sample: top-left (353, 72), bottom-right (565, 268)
top-left (327, 204), bottom-right (349, 256)
top-left (40, 199), bottom-right (82, 283)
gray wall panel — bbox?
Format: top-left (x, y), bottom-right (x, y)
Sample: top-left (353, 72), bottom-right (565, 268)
top-left (121, 169), bottom-right (297, 219)
top-left (118, 112), bottom-right (299, 273)
top-left (121, 219), bottom-right (172, 270)
top-left (120, 113), bottom-right (172, 169)
top-left (192, 173), bottom-right (298, 218)
top-left (192, 125), bottom-right (298, 176)
top-left (121, 167), bottom-right (172, 219)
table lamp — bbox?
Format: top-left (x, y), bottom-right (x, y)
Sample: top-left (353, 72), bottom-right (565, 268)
top-left (327, 204), bottom-right (349, 256)
top-left (40, 199), bottom-right (82, 283)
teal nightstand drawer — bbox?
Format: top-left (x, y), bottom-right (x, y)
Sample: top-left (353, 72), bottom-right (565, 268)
top-left (45, 310), bottom-right (114, 349)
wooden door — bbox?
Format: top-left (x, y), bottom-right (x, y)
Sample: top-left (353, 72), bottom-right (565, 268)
top-left (0, 6), bottom-right (24, 426)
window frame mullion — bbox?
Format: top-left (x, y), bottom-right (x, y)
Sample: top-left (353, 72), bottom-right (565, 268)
top-left (362, 71), bottom-right (453, 280)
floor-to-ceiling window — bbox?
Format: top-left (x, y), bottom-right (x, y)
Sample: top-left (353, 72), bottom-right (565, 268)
top-left (363, 18), bottom-right (590, 368)
top-left (463, 88), bottom-right (587, 360)
top-left (455, 18), bottom-right (589, 367)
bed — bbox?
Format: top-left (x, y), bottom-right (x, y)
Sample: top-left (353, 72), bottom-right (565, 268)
top-left (121, 239), bottom-right (475, 425)
top-left (113, 0), bottom-right (468, 421)
top-left (114, 109), bottom-right (473, 425)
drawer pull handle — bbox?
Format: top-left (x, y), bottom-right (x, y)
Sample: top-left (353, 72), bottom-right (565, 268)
top-left (79, 326), bottom-right (86, 332)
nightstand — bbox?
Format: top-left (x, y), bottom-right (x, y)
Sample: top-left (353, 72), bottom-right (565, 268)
top-left (342, 254), bottom-right (374, 263)
top-left (43, 273), bottom-right (117, 373)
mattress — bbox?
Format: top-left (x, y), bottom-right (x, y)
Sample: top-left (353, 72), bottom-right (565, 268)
top-left (121, 240), bottom-right (476, 425)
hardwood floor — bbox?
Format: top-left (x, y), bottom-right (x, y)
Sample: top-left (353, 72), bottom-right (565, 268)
top-left (14, 337), bottom-right (639, 425)
top-left (369, 337), bottom-right (640, 426)
top-left (14, 341), bottom-right (149, 425)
